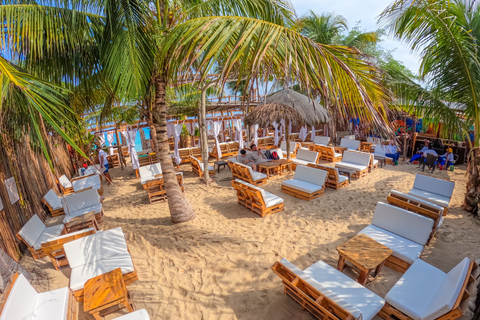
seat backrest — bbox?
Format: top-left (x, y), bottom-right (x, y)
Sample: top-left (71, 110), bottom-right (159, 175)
top-left (190, 156), bottom-right (204, 172)
top-left (139, 163), bottom-right (162, 180)
top-left (17, 214), bottom-right (46, 247)
top-left (342, 151), bottom-right (370, 167)
top-left (389, 190), bottom-right (444, 214)
top-left (308, 164), bottom-right (339, 182)
top-left (73, 174), bottom-right (101, 189)
top-left (314, 136), bottom-right (330, 146)
top-left (63, 188), bottom-right (101, 213)
top-left (424, 258), bottom-right (471, 319)
top-left (340, 138), bottom-right (360, 150)
top-left (367, 137), bottom-right (374, 143)
top-left (371, 202), bottom-right (434, 245)
top-left (58, 175), bottom-right (72, 188)
top-left (294, 166), bottom-right (328, 186)
top-left (63, 227), bottom-right (128, 268)
top-left (0, 274), bottom-right (38, 320)
top-left (43, 189), bottom-right (61, 208)
top-left (296, 149), bottom-right (319, 163)
top-left (374, 145), bottom-right (388, 156)
top-left (413, 174), bottom-right (455, 199)
top-left (280, 141), bottom-right (297, 153)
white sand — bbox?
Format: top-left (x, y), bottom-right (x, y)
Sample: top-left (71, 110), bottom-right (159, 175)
top-left (15, 159), bottom-right (480, 319)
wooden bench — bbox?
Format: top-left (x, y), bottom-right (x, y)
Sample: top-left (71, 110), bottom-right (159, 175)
top-left (228, 161), bottom-right (267, 186)
top-left (231, 179), bottom-right (284, 217)
top-left (317, 146), bottom-right (342, 163)
top-left (145, 173), bottom-right (184, 203)
top-left (190, 156), bottom-right (215, 177)
top-left (209, 142), bottom-right (240, 160)
top-left (307, 164), bottom-right (349, 189)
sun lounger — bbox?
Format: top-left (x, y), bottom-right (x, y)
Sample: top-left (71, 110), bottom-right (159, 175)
top-left (42, 189), bottom-right (65, 216)
top-left (139, 163), bottom-right (162, 188)
top-left (408, 174), bottom-right (455, 215)
top-left (271, 258), bottom-right (385, 320)
top-left (58, 175), bottom-right (74, 195)
top-left (335, 151), bottom-right (370, 179)
top-left (113, 309), bottom-right (151, 320)
top-left (281, 165), bottom-right (327, 200)
top-left (340, 138), bottom-right (361, 151)
top-left (190, 156), bottom-right (215, 177)
top-left (231, 179), bottom-right (284, 217)
top-left (63, 227), bottom-right (138, 302)
top-left (0, 273), bottom-right (76, 320)
top-left (307, 164), bottom-right (349, 189)
top-left (387, 189), bottom-right (444, 245)
top-left (313, 136), bottom-right (330, 146)
top-left (145, 172), bottom-right (184, 203)
top-left (358, 202), bottom-right (434, 273)
top-left (71, 174), bottom-right (103, 196)
top-left (62, 188), bottom-right (103, 224)
top-left (379, 258), bottom-right (477, 320)
top-left (280, 141), bottom-right (299, 158)
top-left (228, 161), bottom-right (267, 185)
top-left (291, 149), bottom-right (320, 170)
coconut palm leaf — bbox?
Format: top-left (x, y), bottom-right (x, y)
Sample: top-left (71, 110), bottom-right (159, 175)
top-left (298, 11), bottom-right (348, 45)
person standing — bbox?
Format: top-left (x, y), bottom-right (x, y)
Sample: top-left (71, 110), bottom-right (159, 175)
top-left (98, 148), bottom-right (112, 185)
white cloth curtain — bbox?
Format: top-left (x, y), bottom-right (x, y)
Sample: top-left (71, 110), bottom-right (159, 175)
top-left (272, 121), bottom-right (280, 146)
top-left (167, 123), bottom-right (174, 138)
top-left (126, 126), bottom-right (140, 169)
top-left (107, 132), bottom-right (115, 155)
top-left (253, 124), bottom-right (259, 146)
top-left (186, 122), bottom-right (199, 147)
top-left (233, 119), bottom-right (244, 149)
top-left (311, 126), bottom-right (316, 142)
top-left (211, 121), bottom-right (223, 158)
top-left (299, 126), bottom-right (308, 141)
top-left (121, 131), bottom-right (129, 146)
top-left (97, 134), bottom-right (105, 146)
top-left (173, 124), bottom-right (184, 165)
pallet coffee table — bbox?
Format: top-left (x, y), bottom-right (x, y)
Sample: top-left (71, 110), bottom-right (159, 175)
top-left (258, 162), bottom-right (280, 178)
top-left (84, 268), bottom-right (135, 319)
top-left (336, 234), bottom-right (393, 286)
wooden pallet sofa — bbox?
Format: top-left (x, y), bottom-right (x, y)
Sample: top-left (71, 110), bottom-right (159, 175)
top-left (350, 150), bottom-right (379, 172)
top-left (114, 309), bottom-right (151, 319)
top-left (271, 258), bottom-right (385, 320)
top-left (107, 154), bottom-right (121, 168)
top-left (63, 227), bottom-right (138, 302)
top-left (231, 179), bottom-right (284, 217)
top-left (378, 258), bottom-right (477, 320)
top-left (387, 189), bottom-right (444, 245)
top-left (62, 188), bottom-right (104, 224)
top-left (280, 141), bottom-right (299, 158)
top-left (209, 142), bottom-right (240, 160)
top-left (408, 174), bottom-right (455, 216)
top-left (315, 145), bottom-right (342, 163)
top-left (145, 172), bottom-right (184, 203)
top-left (291, 149), bottom-right (320, 170)
top-left (139, 163), bottom-right (162, 188)
top-left (171, 147), bottom-right (202, 165)
top-left (190, 156), bottom-right (215, 177)
top-left (42, 189), bottom-right (65, 216)
top-left (71, 173), bottom-right (103, 196)
top-left (357, 202), bottom-right (434, 273)
top-left (0, 273), bottom-right (77, 320)
top-left (313, 136), bottom-right (330, 146)
top-left (281, 166), bottom-right (327, 201)
top-left (339, 138), bottom-right (361, 151)
top-left (335, 151), bottom-right (370, 179)
top-left (228, 161), bottom-right (267, 185)
top-left (58, 175), bottom-right (74, 195)
top-left (307, 164), bottom-right (349, 189)
top-left (257, 136), bottom-right (275, 148)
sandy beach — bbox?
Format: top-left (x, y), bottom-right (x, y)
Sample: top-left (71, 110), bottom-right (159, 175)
top-left (16, 159), bottom-right (480, 320)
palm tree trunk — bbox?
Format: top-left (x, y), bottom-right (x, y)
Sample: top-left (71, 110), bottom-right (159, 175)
top-left (154, 72), bottom-right (195, 223)
top-left (463, 147), bottom-right (480, 215)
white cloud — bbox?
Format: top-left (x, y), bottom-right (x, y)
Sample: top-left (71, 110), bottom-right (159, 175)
top-left (291, 0), bottom-right (421, 73)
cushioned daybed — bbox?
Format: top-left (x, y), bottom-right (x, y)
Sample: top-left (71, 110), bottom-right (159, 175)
top-left (71, 174), bottom-right (102, 195)
top-left (281, 165), bottom-right (327, 200)
top-left (62, 188), bottom-right (103, 224)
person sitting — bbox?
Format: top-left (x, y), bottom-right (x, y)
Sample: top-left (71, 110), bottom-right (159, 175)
top-left (237, 149), bottom-right (257, 171)
top-left (385, 140), bottom-right (400, 165)
top-left (250, 144), bottom-right (268, 167)
top-left (419, 145), bottom-right (438, 166)
top-left (408, 140), bottom-right (430, 163)
top-left (439, 148), bottom-right (455, 169)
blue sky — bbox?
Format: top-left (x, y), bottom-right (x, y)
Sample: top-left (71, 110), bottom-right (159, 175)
top-left (290, 0), bottom-right (421, 73)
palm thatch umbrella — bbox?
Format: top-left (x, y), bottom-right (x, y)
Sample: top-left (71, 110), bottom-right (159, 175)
top-left (244, 89), bottom-right (329, 159)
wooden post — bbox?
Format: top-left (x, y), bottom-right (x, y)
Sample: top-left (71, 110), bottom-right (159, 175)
top-left (200, 83), bottom-right (215, 185)
top-left (115, 127), bottom-right (124, 170)
top-left (286, 118), bottom-right (291, 160)
top-left (403, 114), bottom-right (407, 161)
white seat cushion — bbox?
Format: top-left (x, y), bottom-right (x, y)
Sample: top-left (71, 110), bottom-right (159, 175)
top-left (292, 159), bottom-right (311, 166)
top-left (69, 253), bottom-right (135, 291)
top-left (113, 309), bottom-right (151, 320)
top-left (32, 224), bottom-right (65, 250)
top-left (139, 164), bottom-right (162, 184)
top-left (359, 225), bottom-right (423, 264)
top-left (338, 175), bottom-right (349, 183)
top-left (334, 152), bottom-right (342, 157)
top-left (373, 159), bottom-right (379, 165)
top-left (63, 203), bottom-right (103, 223)
top-left (0, 274), bottom-right (38, 320)
top-left (251, 171), bottom-right (267, 181)
top-left (294, 165), bottom-right (328, 186)
top-left (263, 192), bottom-right (284, 208)
top-left (296, 149), bottom-right (319, 163)
top-left (282, 179), bottom-right (323, 194)
top-left (314, 136), bottom-right (330, 145)
top-left (58, 175), bottom-right (72, 189)
top-left (72, 175), bottom-right (101, 192)
top-left (336, 162), bottom-right (368, 172)
top-left (412, 175), bottom-right (455, 199)
top-left (43, 190), bottom-right (63, 210)
top-left (408, 189), bottom-right (450, 207)
top-left (17, 215), bottom-right (46, 248)
top-left (304, 260), bottom-right (385, 320)
top-left (34, 287), bottom-right (69, 320)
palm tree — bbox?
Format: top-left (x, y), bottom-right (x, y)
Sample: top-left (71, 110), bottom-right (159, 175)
top-left (380, 0), bottom-right (480, 213)
top-left (299, 11), bottom-right (348, 45)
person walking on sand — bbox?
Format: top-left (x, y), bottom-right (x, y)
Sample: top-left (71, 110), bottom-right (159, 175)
top-left (98, 148), bottom-right (112, 185)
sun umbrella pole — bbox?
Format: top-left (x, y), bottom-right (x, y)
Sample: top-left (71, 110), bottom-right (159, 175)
top-left (286, 118), bottom-right (291, 160)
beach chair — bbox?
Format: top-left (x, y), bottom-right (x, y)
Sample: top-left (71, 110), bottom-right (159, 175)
top-left (280, 141), bottom-right (299, 158)
top-left (358, 202), bottom-right (434, 273)
top-left (373, 145), bottom-right (392, 165)
top-left (71, 173), bottom-right (103, 196)
top-left (191, 147), bottom-right (202, 158)
top-left (281, 166), bottom-right (327, 200)
top-left (58, 175), bottom-right (74, 195)
top-left (320, 146), bottom-right (342, 163)
top-left (291, 149), bottom-right (320, 170)
top-left (408, 174), bottom-right (455, 215)
top-left (422, 153), bottom-right (438, 173)
top-left (271, 258), bottom-right (385, 320)
top-left (145, 173), bottom-right (184, 203)
top-left (63, 227), bottom-right (138, 302)
top-left (234, 179), bottom-right (284, 217)
top-left (113, 309), bottom-right (151, 319)
top-left (339, 138), bottom-right (361, 150)
top-left (139, 163), bottom-right (162, 188)
top-left (378, 258), bottom-right (477, 320)
top-left (335, 151), bottom-right (370, 179)
top-left (0, 273), bottom-right (76, 320)
top-left (230, 162), bottom-right (267, 185)
top-left (190, 156), bottom-right (215, 177)
top-left (42, 189), bottom-right (65, 216)
top-left (62, 188), bottom-right (103, 224)
top-left (307, 164), bottom-right (349, 189)
top-left (174, 148), bottom-right (193, 165)
top-left (387, 189), bottom-right (444, 245)
top-left (107, 154), bottom-right (120, 168)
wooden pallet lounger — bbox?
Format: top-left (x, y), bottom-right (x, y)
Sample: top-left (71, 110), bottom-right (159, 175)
top-left (408, 173), bottom-right (455, 216)
top-left (145, 172), bottom-right (184, 203)
top-left (190, 156), bottom-right (215, 177)
top-left (62, 188), bottom-right (104, 224)
top-left (291, 149), bottom-right (320, 170)
top-left (228, 161), bottom-right (267, 185)
top-left (307, 164), bottom-right (349, 189)
top-left (71, 173), bottom-right (104, 196)
top-left (209, 142), bottom-right (240, 160)
top-left (58, 175), bottom-right (74, 195)
top-left (335, 151), bottom-right (370, 179)
top-left (281, 165), bottom-right (327, 200)
top-left (42, 189), bottom-right (65, 216)
top-left (231, 179), bottom-right (284, 217)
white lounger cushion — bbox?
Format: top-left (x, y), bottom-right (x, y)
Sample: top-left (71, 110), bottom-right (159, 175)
top-left (192, 157), bottom-right (214, 171)
top-left (282, 179), bottom-right (323, 193)
top-left (43, 189), bottom-right (63, 210)
top-left (18, 214), bottom-right (47, 248)
top-left (0, 274), bottom-right (69, 320)
top-left (341, 151), bottom-right (371, 167)
top-left (408, 189), bottom-right (451, 208)
top-left (139, 163), bottom-right (162, 185)
top-left (280, 141), bottom-right (298, 154)
top-left (390, 190), bottom-right (444, 228)
top-left (62, 188), bottom-right (102, 223)
top-left (237, 163), bottom-right (267, 181)
top-left (291, 159), bottom-right (311, 166)
top-left (295, 149), bottom-right (319, 163)
top-left (58, 175), bottom-right (72, 189)
top-left (32, 224), bottom-right (65, 251)
top-left (63, 203), bottom-right (102, 223)
top-left (385, 258), bottom-right (471, 320)
top-left (359, 225), bottom-right (424, 264)
top-left (313, 136), bottom-right (329, 145)
top-left (412, 174), bottom-right (455, 200)
top-left (72, 174), bottom-right (102, 192)
top-left (114, 309), bottom-right (151, 320)
top-left (336, 162), bottom-right (368, 172)
top-left (282, 166), bottom-right (326, 194)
